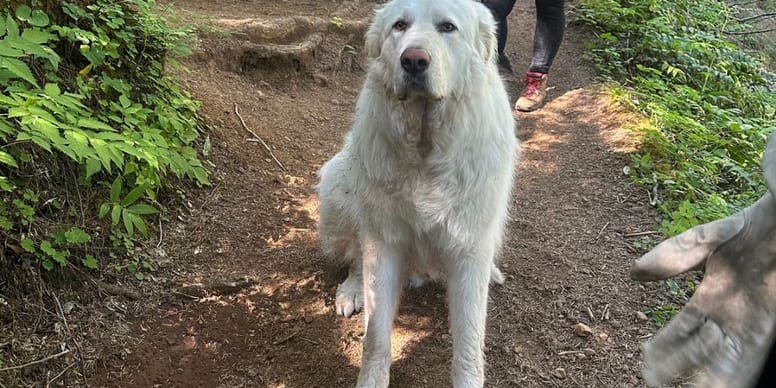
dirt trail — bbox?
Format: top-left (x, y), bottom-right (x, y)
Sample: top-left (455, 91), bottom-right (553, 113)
top-left (87, 1), bottom-right (668, 386)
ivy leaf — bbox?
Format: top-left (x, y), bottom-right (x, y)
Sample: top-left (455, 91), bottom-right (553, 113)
top-left (81, 255), bottom-right (98, 269)
top-left (0, 57), bottom-right (38, 86)
top-left (42, 258), bottom-right (54, 271)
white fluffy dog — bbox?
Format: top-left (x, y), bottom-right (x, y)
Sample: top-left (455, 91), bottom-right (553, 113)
top-left (317, 0), bottom-right (519, 386)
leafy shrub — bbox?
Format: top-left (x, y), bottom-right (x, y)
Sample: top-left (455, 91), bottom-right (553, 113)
top-left (0, 0), bottom-right (208, 273)
top-left (575, 0), bottom-right (776, 234)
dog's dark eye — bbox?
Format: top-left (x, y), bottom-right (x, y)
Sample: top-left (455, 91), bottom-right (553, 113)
top-left (393, 20), bottom-right (407, 31)
top-left (439, 22), bottom-right (457, 33)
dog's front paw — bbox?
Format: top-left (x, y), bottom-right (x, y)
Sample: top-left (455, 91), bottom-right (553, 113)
top-left (355, 362), bottom-right (390, 388)
top-left (336, 275), bottom-right (363, 317)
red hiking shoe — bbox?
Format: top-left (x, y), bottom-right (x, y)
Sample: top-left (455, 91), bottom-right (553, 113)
top-left (514, 71), bottom-right (548, 112)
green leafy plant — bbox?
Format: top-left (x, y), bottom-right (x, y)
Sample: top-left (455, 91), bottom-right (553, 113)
top-left (99, 177), bottom-right (159, 238)
top-left (575, 0), bottom-right (775, 235)
top-left (330, 16), bottom-right (344, 29)
top-left (643, 279), bottom-right (696, 327)
top-left (0, 1), bottom-right (209, 274)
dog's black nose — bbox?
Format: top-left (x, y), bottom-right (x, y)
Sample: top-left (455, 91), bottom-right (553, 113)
top-left (400, 48), bottom-right (431, 75)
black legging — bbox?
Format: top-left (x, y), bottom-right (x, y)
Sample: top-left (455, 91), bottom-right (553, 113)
top-left (482, 0), bottom-right (565, 74)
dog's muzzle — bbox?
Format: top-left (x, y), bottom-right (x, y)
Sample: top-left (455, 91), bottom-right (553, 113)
top-left (400, 48), bottom-right (431, 91)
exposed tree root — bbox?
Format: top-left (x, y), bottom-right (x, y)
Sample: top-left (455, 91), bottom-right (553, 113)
top-left (193, 16), bottom-right (369, 74)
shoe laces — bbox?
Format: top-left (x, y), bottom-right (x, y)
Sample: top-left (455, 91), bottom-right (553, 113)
top-left (521, 72), bottom-right (545, 97)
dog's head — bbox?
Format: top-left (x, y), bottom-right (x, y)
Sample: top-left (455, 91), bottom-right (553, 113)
top-left (364, 0), bottom-right (498, 101)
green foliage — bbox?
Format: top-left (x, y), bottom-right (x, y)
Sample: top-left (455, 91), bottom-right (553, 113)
top-left (575, 0), bottom-right (776, 235)
top-left (329, 16), bottom-right (345, 29)
top-left (0, 1), bottom-right (208, 273)
top-left (643, 279), bottom-right (696, 327)
top-left (99, 177), bottom-right (158, 238)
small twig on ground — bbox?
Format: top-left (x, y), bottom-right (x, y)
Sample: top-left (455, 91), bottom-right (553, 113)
top-left (272, 330), bottom-right (300, 346)
top-left (587, 306), bottom-right (596, 322)
top-left (299, 336), bottom-right (321, 346)
top-left (171, 291), bottom-right (201, 300)
top-left (46, 362), bottom-right (75, 388)
top-left (601, 304), bottom-right (610, 321)
top-left (557, 350), bottom-right (586, 356)
top-left (157, 216), bottom-right (163, 248)
top-left (623, 230), bottom-right (659, 238)
top-left (0, 349), bottom-right (70, 371)
top-left (234, 103), bottom-right (287, 172)
top-left (52, 293), bottom-right (89, 387)
top-left (591, 222), bottom-right (610, 243)
top-left (91, 279), bottom-right (141, 300)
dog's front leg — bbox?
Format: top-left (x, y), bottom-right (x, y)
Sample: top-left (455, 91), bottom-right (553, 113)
top-left (356, 240), bottom-right (405, 388)
top-left (447, 252), bottom-right (492, 388)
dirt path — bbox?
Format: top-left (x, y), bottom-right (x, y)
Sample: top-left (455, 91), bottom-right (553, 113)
top-left (88, 1), bottom-right (667, 386)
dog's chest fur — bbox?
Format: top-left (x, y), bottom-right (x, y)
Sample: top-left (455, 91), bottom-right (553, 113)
top-left (356, 99), bottom-right (473, 234)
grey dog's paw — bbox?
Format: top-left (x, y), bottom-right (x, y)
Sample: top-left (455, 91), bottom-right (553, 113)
top-left (335, 275), bottom-right (363, 317)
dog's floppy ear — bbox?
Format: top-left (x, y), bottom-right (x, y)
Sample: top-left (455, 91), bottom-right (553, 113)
top-left (475, 3), bottom-right (498, 63)
top-left (365, 9), bottom-right (386, 59)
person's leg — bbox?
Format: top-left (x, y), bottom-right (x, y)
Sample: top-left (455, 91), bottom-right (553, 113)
top-left (529, 0), bottom-right (565, 73)
top-left (481, 0), bottom-right (518, 71)
top-left (515, 0), bottom-right (565, 111)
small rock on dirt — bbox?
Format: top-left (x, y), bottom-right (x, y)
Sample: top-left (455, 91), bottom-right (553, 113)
top-left (553, 368), bottom-right (567, 379)
top-left (573, 323), bottom-right (593, 337)
top-left (635, 311), bottom-right (649, 321)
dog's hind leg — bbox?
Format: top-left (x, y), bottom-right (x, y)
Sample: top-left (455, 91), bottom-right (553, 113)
top-left (357, 240), bottom-right (406, 388)
top-left (490, 265), bottom-right (505, 285)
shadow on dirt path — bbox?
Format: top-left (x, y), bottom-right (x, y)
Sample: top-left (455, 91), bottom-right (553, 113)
top-left (86, 0), bottom-right (670, 387)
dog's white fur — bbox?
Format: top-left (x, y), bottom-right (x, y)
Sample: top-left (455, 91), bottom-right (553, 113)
top-left (317, 0), bottom-right (518, 386)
